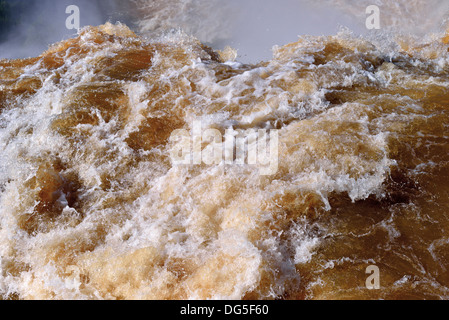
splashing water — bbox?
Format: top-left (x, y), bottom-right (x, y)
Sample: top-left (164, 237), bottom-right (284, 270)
top-left (0, 1), bottom-right (449, 300)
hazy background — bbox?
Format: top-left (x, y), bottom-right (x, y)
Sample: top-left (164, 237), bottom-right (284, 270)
top-left (0, 0), bottom-right (132, 59)
top-left (0, 0), bottom-right (448, 63)
top-left (0, 0), bottom-right (364, 62)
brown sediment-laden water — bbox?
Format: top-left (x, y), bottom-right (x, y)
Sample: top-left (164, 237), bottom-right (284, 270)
top-left (1, 0), bottom-right (449, 300)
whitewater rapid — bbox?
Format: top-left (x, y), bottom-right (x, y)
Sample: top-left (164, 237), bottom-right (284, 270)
top-left (0, 1), bottom-right (449, 300)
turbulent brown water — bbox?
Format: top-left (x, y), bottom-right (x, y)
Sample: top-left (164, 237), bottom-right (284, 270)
top-left (1, 12), bottom-right (449, 300)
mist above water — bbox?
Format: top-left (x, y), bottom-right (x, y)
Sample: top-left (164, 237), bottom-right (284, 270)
top-left (218, 0), bottom-right (364, 62)
top-left (0, 0), bottom-right (363, 63)
top-left (0, 0), bottom-right (128, 59)
top-left (0, 0), bottom-right (448, 62)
